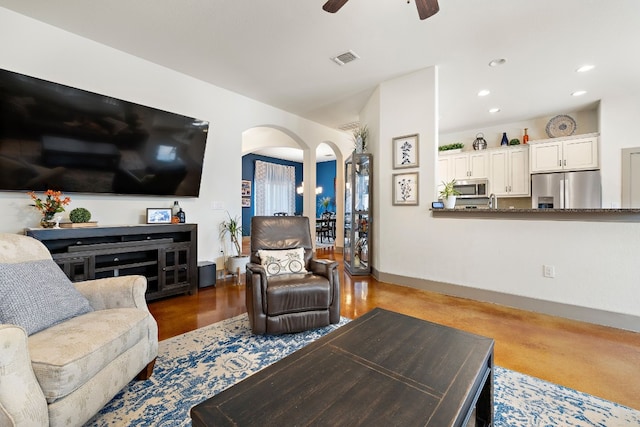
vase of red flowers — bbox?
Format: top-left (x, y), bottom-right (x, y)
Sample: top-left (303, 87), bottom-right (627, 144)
top-left (28, 190), bottom-right (71, 228)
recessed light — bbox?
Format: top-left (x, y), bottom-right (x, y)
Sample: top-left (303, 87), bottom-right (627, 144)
top-left (576, 64), bottom-right (595, 73)
top-left (478, 89), bottom-right (490, 97)
top-left (572, 90), bottom-right (587, 97)
top-left (489, 108), bottom-right (501, 113)
top-left (488, 58), bottom-right (507, 67)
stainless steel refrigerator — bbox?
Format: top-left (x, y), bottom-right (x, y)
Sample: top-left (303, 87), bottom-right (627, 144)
top-left (531, 170), bottom-right (601, 209)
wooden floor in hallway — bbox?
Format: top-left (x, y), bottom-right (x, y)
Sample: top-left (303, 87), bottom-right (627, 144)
top-left (149, 248), bottom-right (640, 411)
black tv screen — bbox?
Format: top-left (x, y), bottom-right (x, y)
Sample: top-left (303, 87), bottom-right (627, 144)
top-left (0, 68), bottom-right (209, 196)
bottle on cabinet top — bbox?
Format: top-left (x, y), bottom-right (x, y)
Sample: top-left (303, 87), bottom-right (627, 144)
top-left (177, 208), bottom-right (186, 223)
top-left (501, 132), bottom-right (508, 146)
top-left (523, 128), bottom-right (529, 144)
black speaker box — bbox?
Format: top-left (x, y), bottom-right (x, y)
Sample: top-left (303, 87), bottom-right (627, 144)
top-left (198, 261), bottom-right (216, 288)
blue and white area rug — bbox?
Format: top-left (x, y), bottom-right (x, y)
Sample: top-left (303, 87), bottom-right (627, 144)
top-left (86, 314), bottom-right (640, 426)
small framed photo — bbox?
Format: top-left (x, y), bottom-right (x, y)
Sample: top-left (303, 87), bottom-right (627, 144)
top-left (241, 197), bottom-right (251, 208)
top-left (241, 180), bottom-right (252, 197)
top-left (392, 172), bottom-right (419, 206)
top-left (146, 208), bottom-right (172, 224)
top-left (393, 134), bottom-right (419, 169)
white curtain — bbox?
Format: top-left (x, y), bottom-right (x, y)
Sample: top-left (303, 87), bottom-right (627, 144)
top-left (254, 160), bottom-right (295, 216)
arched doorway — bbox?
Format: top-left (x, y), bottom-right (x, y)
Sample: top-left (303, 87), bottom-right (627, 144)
top-left (241, 126), bottom-right (343, 249)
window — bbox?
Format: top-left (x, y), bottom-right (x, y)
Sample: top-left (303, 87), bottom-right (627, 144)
top-left (254, 160), bottom-right (295, 216)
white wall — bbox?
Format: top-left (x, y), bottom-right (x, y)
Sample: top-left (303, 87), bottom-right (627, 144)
top-left (366, 67), bottom-right (640, 327)
top-left (600, 94), bottom-right (640, 207)
top-left (0, 8), bottom-right (351, 266)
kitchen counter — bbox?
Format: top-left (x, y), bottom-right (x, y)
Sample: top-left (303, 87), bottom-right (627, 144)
top-left (431, 208), bottom-right (640, 222)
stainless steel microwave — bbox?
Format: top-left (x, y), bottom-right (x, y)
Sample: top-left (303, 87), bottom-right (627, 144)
top-left (453, 179), bottom-right (489, 198)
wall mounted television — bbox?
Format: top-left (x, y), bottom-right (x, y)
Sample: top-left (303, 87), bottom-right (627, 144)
top-left (0, 68), bottom-right (209, 197)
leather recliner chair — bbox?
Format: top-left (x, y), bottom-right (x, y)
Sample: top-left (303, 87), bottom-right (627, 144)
top-left (246, 216), bottom-right (340, 334)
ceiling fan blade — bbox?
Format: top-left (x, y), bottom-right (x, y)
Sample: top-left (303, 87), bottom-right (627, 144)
top-left (415, 0), bottom-right (439, 20)
top-left (323, 0), bottom-right (349, 13)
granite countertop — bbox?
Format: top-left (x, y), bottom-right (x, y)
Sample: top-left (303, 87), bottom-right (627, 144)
top-left (431, 208), bottom-right (640, 222)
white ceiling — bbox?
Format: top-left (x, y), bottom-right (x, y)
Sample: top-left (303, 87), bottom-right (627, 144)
top-left (2, 0), bottom-right (639, 162)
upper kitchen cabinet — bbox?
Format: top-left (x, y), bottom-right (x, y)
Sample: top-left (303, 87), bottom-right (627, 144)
top-left (489, 146), bottom-right (530, 197)
top-left (438, 151), bottom-right (489, 182)
top-left (529, 133), bottom-right (599, 173)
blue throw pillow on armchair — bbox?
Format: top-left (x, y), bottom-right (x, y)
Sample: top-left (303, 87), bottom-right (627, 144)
top-left (0, 259), bottom-right (93, 335)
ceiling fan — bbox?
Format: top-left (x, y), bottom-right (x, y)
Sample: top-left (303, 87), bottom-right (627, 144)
top-left (323, 0), bottom-right (439, 20)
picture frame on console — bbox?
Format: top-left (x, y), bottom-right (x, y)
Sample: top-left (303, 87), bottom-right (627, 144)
top-left (146, 208), bottom-right (172, 224)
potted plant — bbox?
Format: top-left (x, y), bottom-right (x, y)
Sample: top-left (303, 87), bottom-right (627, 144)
top-left (439, 179), bottom-right (461, 209)
top-left (352, 125), bottom-right (368, 153)
top-left (28, 189), bottom-right (71, 228)
top-left (438, 143), bottom-right (464, 153)
top-left (319, 196), bottom-right (331, 214)
top-left (219, 213), bottom-right (249, 277)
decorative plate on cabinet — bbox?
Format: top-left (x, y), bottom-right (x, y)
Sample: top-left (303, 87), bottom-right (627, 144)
top-left (546, 114), bottom-right (577, 138)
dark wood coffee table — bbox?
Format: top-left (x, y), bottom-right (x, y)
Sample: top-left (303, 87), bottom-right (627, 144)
top-left (191, 308), bottom-right (494, 427)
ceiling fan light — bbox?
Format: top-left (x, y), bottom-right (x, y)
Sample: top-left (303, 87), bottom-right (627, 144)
top-left (572, 90), bottom-right (587, 97)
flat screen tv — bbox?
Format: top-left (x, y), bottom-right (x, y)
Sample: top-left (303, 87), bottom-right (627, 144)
top-left (0, 68), bottom-right (209, 196)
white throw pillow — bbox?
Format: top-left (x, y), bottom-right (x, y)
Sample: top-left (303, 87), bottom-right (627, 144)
top-left (257, 248), bottom-right (308, 276)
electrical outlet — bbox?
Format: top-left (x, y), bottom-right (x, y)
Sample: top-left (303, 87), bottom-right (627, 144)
top-left (543, 265), bottom-right (555, 278)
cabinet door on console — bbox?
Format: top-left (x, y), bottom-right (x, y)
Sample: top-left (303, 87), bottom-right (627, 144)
top-left (160, 243), bottom-right (191, 292)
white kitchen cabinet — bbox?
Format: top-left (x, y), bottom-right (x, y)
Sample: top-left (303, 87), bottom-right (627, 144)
top-left (468, 152), bottom-right (489, 179)
top-left (438, 151), bottom-right (488, 181)
top-left (529, 134), bottom-right (599, 173)
top-left (438, 156), bottom-right (451, 184)
top-left (489, 146), bottom-right (530, 197)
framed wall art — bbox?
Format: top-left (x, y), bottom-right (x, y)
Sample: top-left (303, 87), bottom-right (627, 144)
top-left (241, 197), bottom-right (251, 208)
top-left (241, 180), bottom-right (252, 197)
top-left (392, 172), bottom-right (419, 206)
top-left (392, 134), bottom-right (419, 169)
top-left (146, 208), bottom-right (172, 224)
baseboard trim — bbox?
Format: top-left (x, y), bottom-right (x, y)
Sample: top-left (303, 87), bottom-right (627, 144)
top-left (373, 268), bottom-right (640, 333)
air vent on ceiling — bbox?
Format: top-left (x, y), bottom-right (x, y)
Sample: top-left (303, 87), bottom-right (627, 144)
top-left (331, 50), bottom-right (360, 66)
top-left (338, 121), bottom-right (360, 131)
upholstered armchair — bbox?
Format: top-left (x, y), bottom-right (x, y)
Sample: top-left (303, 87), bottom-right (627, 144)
top-left (0, 233), bottom-right (158, 426)
top-left (246, 216), bottom-right (340, 334)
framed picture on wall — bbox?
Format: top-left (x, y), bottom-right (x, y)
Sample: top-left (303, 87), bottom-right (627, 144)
top-left (241, 197), bottom-right (251, 208)
top-left (392, 172), bottom-right (419, 206)
top-left (392, 134), bottom-right (419, 169)
top-left (241, 180), bottom-right (251, 197)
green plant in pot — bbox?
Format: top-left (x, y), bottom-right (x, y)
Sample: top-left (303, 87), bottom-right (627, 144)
top-left (219, 213), bottom-right (248, 277)
top-left (319, 196), bottom-right (331, 213)
top-left (352, 125), bottom-right (368, 153)
top-left (69, 207), bottom-right (92, 223)
top-left (439, 179), bottom-right (461, 209)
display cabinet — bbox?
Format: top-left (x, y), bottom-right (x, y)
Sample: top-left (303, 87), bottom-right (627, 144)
top-left (344, 152), bottom-right (372, 275)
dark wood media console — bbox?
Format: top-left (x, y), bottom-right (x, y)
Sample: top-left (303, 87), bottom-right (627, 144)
top-left (26, 223), bottom-right (198, 301)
